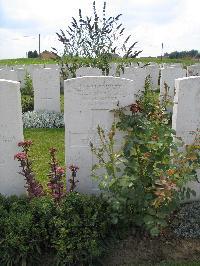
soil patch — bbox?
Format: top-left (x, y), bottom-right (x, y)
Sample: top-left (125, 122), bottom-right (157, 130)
top-left (103, 233), bottom-right (200, 265)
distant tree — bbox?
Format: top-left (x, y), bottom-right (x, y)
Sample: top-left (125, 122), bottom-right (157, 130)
top-left (164, 50), bottom-right (200, 59)
top-left (28, 50), bottom-right (39, 58)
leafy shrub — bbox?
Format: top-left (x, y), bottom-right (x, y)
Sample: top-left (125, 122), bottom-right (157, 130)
top-left (21, 72), bottom-right (34, 96)
top-left (52, 192), bottom-right (111, 265)
top-left (0, 193), bottom-right (112, 265)
top-left (21, 72), bottom-right (34, 113)
top-left (23, 111), bottom-right (64, 128)
top-left (0, 195), bottom-right (44, 265)
top-left (171, 201), bottom-right (200, 238)
top-left (91, 77), bottom-right (200, 236)
top-left (21, 95), bottom-right (34, 113)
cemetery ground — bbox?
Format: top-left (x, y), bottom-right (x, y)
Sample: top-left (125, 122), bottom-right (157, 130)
top-left (2, 60), bottom-right (200, 265)
top-left (23, 127), bottom-right (200, 266)
top-left (22, 99), bottom-right (200, 265)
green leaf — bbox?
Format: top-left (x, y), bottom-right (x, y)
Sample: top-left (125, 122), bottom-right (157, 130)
top-left (150, 227), bottom-right (160, 236)
top-left (148, 208), bottom-right (156, 216)
top-left (111, 216), bottom-right (118, 224)
top-left (157, 219), bottom-right (168, 227)
top-left (116, 167), bottom-right (121, 172)
top-left (143, 215), bottom-right (154, 225)
top-left (156, 212), bottom-right (167, 219)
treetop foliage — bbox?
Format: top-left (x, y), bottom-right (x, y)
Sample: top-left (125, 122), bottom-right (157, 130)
top-left (164, 49), bottom-right (200, 59)
top-left (55, 1), bottom-right (142, 59)
top-left (27, 50), bottom-right (38, 58)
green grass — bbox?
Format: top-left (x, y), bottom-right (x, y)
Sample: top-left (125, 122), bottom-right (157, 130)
top-left (24, 128), bottom-right (65, 186)
top-left (0, 57), bottom-right (198, 67)
top-left (0, 58), bottom-right (56, 66)
top-left (125, 57), bottom-right (198, 66)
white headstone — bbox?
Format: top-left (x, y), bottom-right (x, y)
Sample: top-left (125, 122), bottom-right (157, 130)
top-left (162, 63), bottom-right (183, 68)
top-left (16, 68), bottom-right (26, 88)
top-left (120, 67), bottom-right (148, 95)
top-left (0, 79), bottom-right (25, 196)
top-left (33, 68), bottom-right (60, 112)
top-left (160, 67), bottom-right (186, 100)
top-left (0, 69), bottom-right (18, 81)
top-left (76, 67), bottom-right (102, 77)
top-left (172, 76), bottom-right (200, 199)
top-left (64, 76), bottom-right (136, 193)
top-left (25, 64), bottom-right (44, 78)
top-left (145, 65), bottom-right (160, 89)
top-left (44, 64), bottom-right (59, 69)
top-left (187, 64), bottom-right (200, 77)
top-left (13, 65), bottom-right (25, 70)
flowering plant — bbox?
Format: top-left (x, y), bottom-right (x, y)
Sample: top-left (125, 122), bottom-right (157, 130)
top-left (47, 147), bottom-right (66, 203)
top-left (15, 141), bottom-right (80, 202)
top-left (91, 77), bottom-right (200, 236)
top-left (14, 140), bottom-right (45, 198)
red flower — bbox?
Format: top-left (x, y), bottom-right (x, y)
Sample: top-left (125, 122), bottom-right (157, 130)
top-left (56, 167), bottom-right (65, 175)
top-left (14, 152), bottom-right (27, 161)
top-left (130, 101), bottom-right (142, 114)
top-left (18, 140), bottom-right (33, 147)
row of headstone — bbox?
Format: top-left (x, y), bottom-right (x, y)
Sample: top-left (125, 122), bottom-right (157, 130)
top-left (2, 63), bottom-right (200, 115)
top-left (0, 65), bottom-right (187, 114)
top-left (1, 74), bottom-right (200, 200)
top-left (64, 75), bottom-right (200, 197)
top-left (0, 62), bottom-right (199, 92)
top-left (0, 75), bottom-right (137, 195)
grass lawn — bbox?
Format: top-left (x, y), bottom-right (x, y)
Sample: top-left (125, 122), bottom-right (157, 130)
top-left (24, 128), bottom-right (65, 186)
top-left (0, 57), bottom-right (198, 67)
top-left (0, 58), bottom-right (56, 65)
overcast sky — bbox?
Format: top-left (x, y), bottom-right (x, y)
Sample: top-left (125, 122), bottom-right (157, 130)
top-left (0, 0), bottom-right (199, 59)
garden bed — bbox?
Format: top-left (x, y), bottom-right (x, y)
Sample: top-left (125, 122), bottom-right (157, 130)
top-left (103, 233), bottom-right (200, 265)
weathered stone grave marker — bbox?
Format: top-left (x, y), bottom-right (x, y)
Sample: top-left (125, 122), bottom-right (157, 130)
top-left (160, 67), bottom-right (186, 101)
top-left (76, 67), bottom-right (102, 77)
top-left (33, 68), bottom-right (60, 112)
top-left (187, 64), bottom-right (200, 77)
top-left (0, 69), bottom-right (18, 81)
top-left (145, 65), bottom-right (160, 89)
top-left (64, 76), bottom-right (136, 193)
top-left (0, 79), bottom-right (25, 195)
top-left (172, 76), bottom-right (200, 199)
top-left (120, 67), bottom-right (148, 94)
